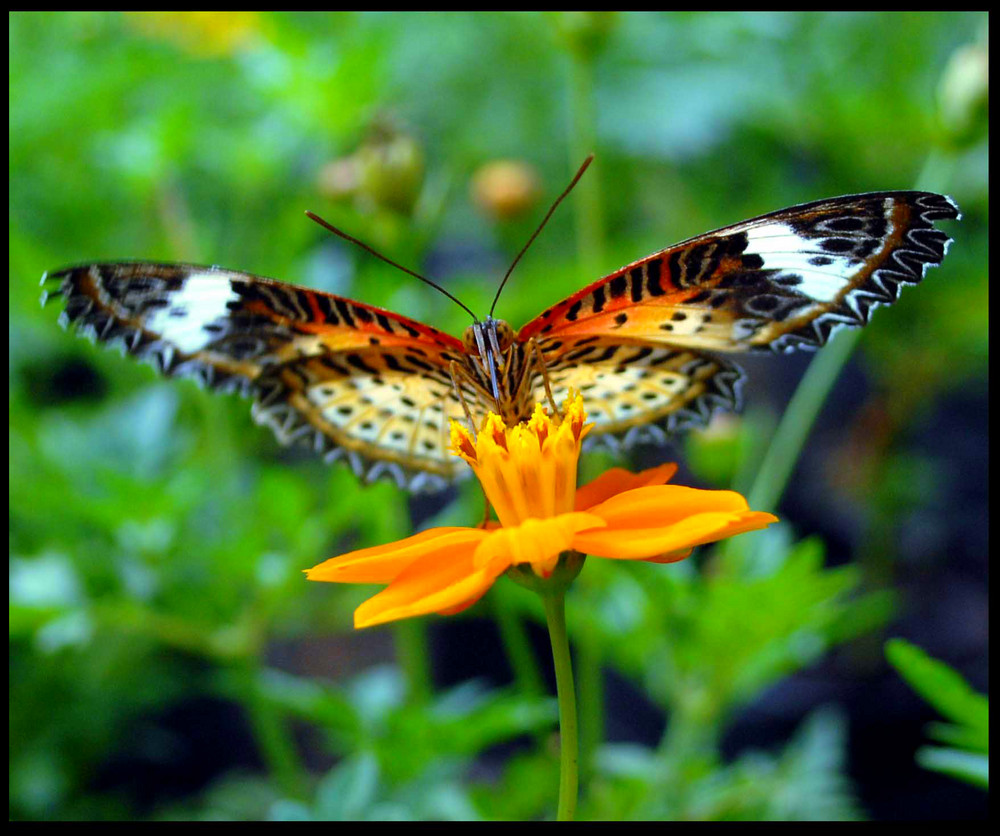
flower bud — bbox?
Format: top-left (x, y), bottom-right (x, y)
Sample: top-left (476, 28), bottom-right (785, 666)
top-left (471, 160), bottom-right (542, 221)
top-left (356, 129), bottom-right (425, 216)
top-left (549, 12), bottom-right (618, 59)
top-left (938, 39), bottom-right (988, 149)
top-left (316, 156), bottom-right (362, 202)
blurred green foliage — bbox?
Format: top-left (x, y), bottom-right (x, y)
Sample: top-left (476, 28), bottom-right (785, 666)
top-left (10, 11), bottom-right (987, 821)
top-left (886, 639), bottom-right (989, 789)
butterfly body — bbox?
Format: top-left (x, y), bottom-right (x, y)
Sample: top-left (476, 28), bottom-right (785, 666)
top-left (42, 190), bottom-right (959, 491)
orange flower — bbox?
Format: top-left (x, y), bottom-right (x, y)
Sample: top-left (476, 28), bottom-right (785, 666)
top-left (307, 397), bottom-right (777, 628)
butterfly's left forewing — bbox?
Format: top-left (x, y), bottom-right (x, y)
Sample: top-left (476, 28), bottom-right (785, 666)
top-left (520, 191), bottom-right (959, 440)
top-left (43, 262), bottom-right (476, 489)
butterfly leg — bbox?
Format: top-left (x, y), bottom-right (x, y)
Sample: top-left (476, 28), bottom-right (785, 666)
top-left (478, 484), bottom-right (493, 529)
top-left (447, 362), bottom-right (493, 525)
top-left (448, 361), bottom-right (479, 435)
top-left (528, 337), bottom-right (560, 416)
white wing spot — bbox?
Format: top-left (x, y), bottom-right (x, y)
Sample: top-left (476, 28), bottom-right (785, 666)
top-left (745, 222), bottom-right (864, 303)
top-left (147, 272), bottom-right (238, 353)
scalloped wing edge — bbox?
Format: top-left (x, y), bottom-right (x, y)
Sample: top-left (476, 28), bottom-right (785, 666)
top-left (40, 270), bottom-right (460, 493)
top-left (585, 356), bottom-right (745, 451)
top-left (763, 192), bottom-right (961, 354)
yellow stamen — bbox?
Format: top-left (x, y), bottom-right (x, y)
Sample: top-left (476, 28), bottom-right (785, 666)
top-left (449, 395), bottom-right (592, 527)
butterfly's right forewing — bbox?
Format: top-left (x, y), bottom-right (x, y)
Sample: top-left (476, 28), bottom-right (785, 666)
top-left (43, 262), bottom-right (476, 489)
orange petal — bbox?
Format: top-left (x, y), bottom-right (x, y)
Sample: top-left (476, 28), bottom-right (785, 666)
top-left (435, 589), bottom-right (491, 616)
top-left (643, 548), bottom-right (694, 564)
top-left (574, 463), bottom-right (678, 511)
top-left (472, 512), bottom-right (605, 576)
top-left (353, 544), bottom-right (506, 628)
top-left (305, 527), bottom-right (487, 584)
top-left (572, 510), bottom-right (778, 560)
top-left (585, 484), bottom-right (754, 529)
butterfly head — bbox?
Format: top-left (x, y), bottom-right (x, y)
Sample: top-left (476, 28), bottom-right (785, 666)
top-left (462, 317), bottom-right (515, 356)
top-left (463, 317), bottom-right (516, 408)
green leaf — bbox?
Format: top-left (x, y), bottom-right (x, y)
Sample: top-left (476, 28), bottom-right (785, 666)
top-left (916, 747), bottom-right (989, 789)
top-left (268, 799), bottom-right (313, 821)
top-left (926, 721), bottom-right (988, 753)
top-left (314, 752), bottom-right (380, 820)
top-left (886, 639), bottom-right (989, 789)
top-left (767, 707), bottom-right (862, 821)
top-left (885, 639), bottom-right (988, 736)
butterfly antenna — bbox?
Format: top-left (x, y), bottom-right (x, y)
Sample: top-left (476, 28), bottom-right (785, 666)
top-left (305, 211), bottom-right (478, 321)
top-left (489, 154), bottom-right (594, 317)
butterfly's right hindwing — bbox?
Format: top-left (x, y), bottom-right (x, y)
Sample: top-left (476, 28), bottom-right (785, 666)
top-left (531, 337), bottom-right (744, 446)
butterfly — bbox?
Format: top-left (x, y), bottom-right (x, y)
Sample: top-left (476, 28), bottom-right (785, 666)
top-left (41, 189), bottom-right (959, 491)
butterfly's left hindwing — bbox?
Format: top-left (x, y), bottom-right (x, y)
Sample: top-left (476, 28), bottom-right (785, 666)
top-left (42, 262), bottom-right (473, 490)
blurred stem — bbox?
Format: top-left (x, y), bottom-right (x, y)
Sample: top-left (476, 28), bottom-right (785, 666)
top-left (235, 655), bottom-right (307, 800)
top-left (747, 326), bottom-right (862, 514)
top-left (542, 588), bottom-right (579, 822)
top-left (717, 325), bottom-right (862, 572)
top-left (576, 619), bottom-right (603, 788)
top-left (915, 146), bottom-right (957, 193)
top-left (724, 144), bottom-right (957, 572)
top-left (493, 588), bottom-right (545, 696)
top-left (656, 686), bottom-right (719, 814)
top-left (394, 618), bottom-right (433, 705)
top-left (156, 176), bottom-right (201, 262)
top-left (848, 146), bottom-right (957, 663)
top-left (659, 699), bottom-right (718, 763)
top-left (568, 49), bottom-right (605, 277)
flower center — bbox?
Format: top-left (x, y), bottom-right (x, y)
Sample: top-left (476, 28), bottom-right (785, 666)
top-left (449, 395), bottom-right (592, 527)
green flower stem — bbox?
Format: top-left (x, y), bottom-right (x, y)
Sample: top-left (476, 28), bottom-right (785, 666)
top-left (507, 554), bottom-right (585, 819)
top-left (542, 588), bottom-right (579, 822)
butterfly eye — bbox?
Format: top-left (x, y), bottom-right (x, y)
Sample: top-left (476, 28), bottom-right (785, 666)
top-left (462, 325), bottom-right (480, 353)
top-left (494, 320), bottom-right (515, 352)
